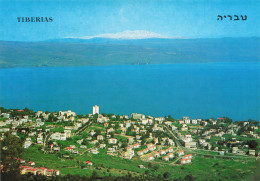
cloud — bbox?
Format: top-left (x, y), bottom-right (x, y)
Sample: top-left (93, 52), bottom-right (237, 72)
top-left (66, 30), bottom-right (177, 39)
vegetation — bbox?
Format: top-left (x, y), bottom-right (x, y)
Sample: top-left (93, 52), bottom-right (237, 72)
top-left (1, 132), bottom-right (24, 172)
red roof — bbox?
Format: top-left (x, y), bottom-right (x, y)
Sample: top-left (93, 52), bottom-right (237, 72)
top-left (20, 166), bottom-right (32, 169)
top-left (65, 147), bottom-right (73, 150)
top-left (218, 118), bottom-right (225, 120)
top-left (17, 110), bottom-right (24, 112)
top-left (27, 168), bottom-right (37, 171)
top-left (38, 167), bottom-right (47, 170)
top-left (86, 161), bottom-right (92, 164)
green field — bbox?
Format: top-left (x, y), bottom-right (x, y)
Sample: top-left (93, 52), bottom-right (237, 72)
top-left (22, 145), bottom-right (259, 180)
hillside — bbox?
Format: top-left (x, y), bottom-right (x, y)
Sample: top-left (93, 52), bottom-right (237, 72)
top-left (0, 38), bottom-right (259, 68)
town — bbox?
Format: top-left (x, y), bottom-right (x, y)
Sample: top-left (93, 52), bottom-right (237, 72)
top-left (0, 106), bottom-right (259, 180)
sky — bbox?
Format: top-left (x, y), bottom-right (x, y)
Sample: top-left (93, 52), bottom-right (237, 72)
top-left (0, 0), bottom-right (259, 41)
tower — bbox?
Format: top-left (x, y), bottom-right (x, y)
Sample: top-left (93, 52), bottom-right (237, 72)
top-left (93, 105), bottom-right (99, 115)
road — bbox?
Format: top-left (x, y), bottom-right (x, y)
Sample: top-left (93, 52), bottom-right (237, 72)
top-left (163, 124), bottom-right (183, 148)
top-left (75, 120), bottom-right (93, 135)
top-left (43, 133), bottom-right (50, 152)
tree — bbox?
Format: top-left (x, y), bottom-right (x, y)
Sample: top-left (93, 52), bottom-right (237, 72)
top-left (153, 164), bottom-right (159, 171)
top-left (92, 171), bottom-right (98, 179)
top-left (1, 132), bottom-right (24, 172)
top-left (185, 174), bottom-right (194, 181)
top-left (248, 119), bottom-right (259, 126)
top-left (247, 140), bottom-right (258, 149)
top-left (163, 171), bottom-right (170, 178)
top-left (145, 170), bottom-right (150, 175)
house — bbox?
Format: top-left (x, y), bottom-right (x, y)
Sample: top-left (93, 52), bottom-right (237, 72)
top-left (181, 158), bottom-right (191, 164)
top-left (138, 165), bottom-right (145, 169)
top-left (46, 169), bottom-right (55, 176)
top-left (64, 130), bottom-right (72, 138)
top-left (137, 150), bottom-right (144, 156)
top-left (153, 152), bottom-right (160, 157)
top-left (20, 166), bottom-right (34, 175)
top-left (185, 142), bottom-right (197, 149)
top-left (183, 117), bottom-right (190, 124)
top-left (147, 155), bottom-right (154, 161)
top-left (91, 148), bottom-right (99, 154)
top-left (191, 119), bottom-right (198, 124)
top-left (185, 119), bottom-right (190, 124)
top-left (122, 149), bottom-right (135, 160)
top-left (217, 151), bottom-right (224, 155)
top-left (132, 143), bottom-right (140, 149)
top-left (165, 121), bottom-right (172, 126)
top-left (97, 135), bottom-right (104, 141)
top-left (80, 145), bottom-right (87, 149)
top-left (100, 144), bottom-right (106, 148)
top-left (24, 140), bottom-right (32, 149)
top-left (131, 113), bottom-right (145, 120)
top-left (149, 145), bottom-right (156, 151)
top-left (179, 120), bottom-right (184, 124)
top-left (147, 143), bottom-right (154, 148)
top-left (178, 150), bottom-right (184, 156)
top-left (89, 130), bottom-right (96, 136)
top-left (168, 152), bottom-right (174, 158)
top-left (26, 168), bottom-right (38, 175)
top-left (186, 158), bottom-right (191, 163)
top-left (65, 147), bottom-right (73, 152)
top-left (90, 140), bottom-right (98, 145)
top-left (181, 124), bottom-right (188, 131)
top-left (108, 138), bottom-right (117, 144)
top-left (163, 156), bottom-right (169, 161)
top-left (128, 137), bottom-right (134, 144)
top-left (181, 159), bottom-right (186, 164)
top-left (184, 154), bottom-right (192, 159)
top-left (107, 128), bottom-right (114, 133)
top-left (37, 167), bottom-right (47, 175)
top-left (171, 126), bottom-right (177, 131)
top-left (160, 150), bottom-right (166, 155)
top-left (51, 133), bottom-right (66, 141)
top-left (232, 147), bottom-right (239, 154)
top-left (53, 147), bottom-right (60, 151)
top-left (77, 139), bottom-right (84, 145)
top-left (29, 161), bottom-right (35, 166)
top-left (85, 161), bottom-right (93, 166)
top-left (155, 117), bottom-right (165, 121)
top-left (143, 148), bottom-right (149, 154)
top-left (249, 150), bottom-right (256, 156)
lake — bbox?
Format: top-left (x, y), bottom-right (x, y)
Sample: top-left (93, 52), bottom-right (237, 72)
top-left (0, 63), bottom-right (259, 121)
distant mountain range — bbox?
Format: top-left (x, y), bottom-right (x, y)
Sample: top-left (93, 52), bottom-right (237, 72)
top-left (0, 37), bottom-right (259, 68)
top-left (65, 30), bottom-right (173, 39)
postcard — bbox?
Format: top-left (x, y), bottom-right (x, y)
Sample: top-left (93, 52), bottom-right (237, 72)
top-left (0, 0), bottom-right (259, 180)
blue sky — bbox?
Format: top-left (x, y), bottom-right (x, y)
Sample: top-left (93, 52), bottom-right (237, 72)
top-left (0, 0), bottom-right (259, 41)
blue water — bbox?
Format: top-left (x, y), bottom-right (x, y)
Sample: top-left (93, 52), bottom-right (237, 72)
top-left (0, 63), bottom-right (259, 121)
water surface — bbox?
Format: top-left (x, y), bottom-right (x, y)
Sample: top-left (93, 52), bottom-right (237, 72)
top-left (0, 63), bottom-right (259, 121)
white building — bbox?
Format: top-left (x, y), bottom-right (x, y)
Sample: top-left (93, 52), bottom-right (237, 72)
top-left (93, 105), bottom-right (99, 115)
